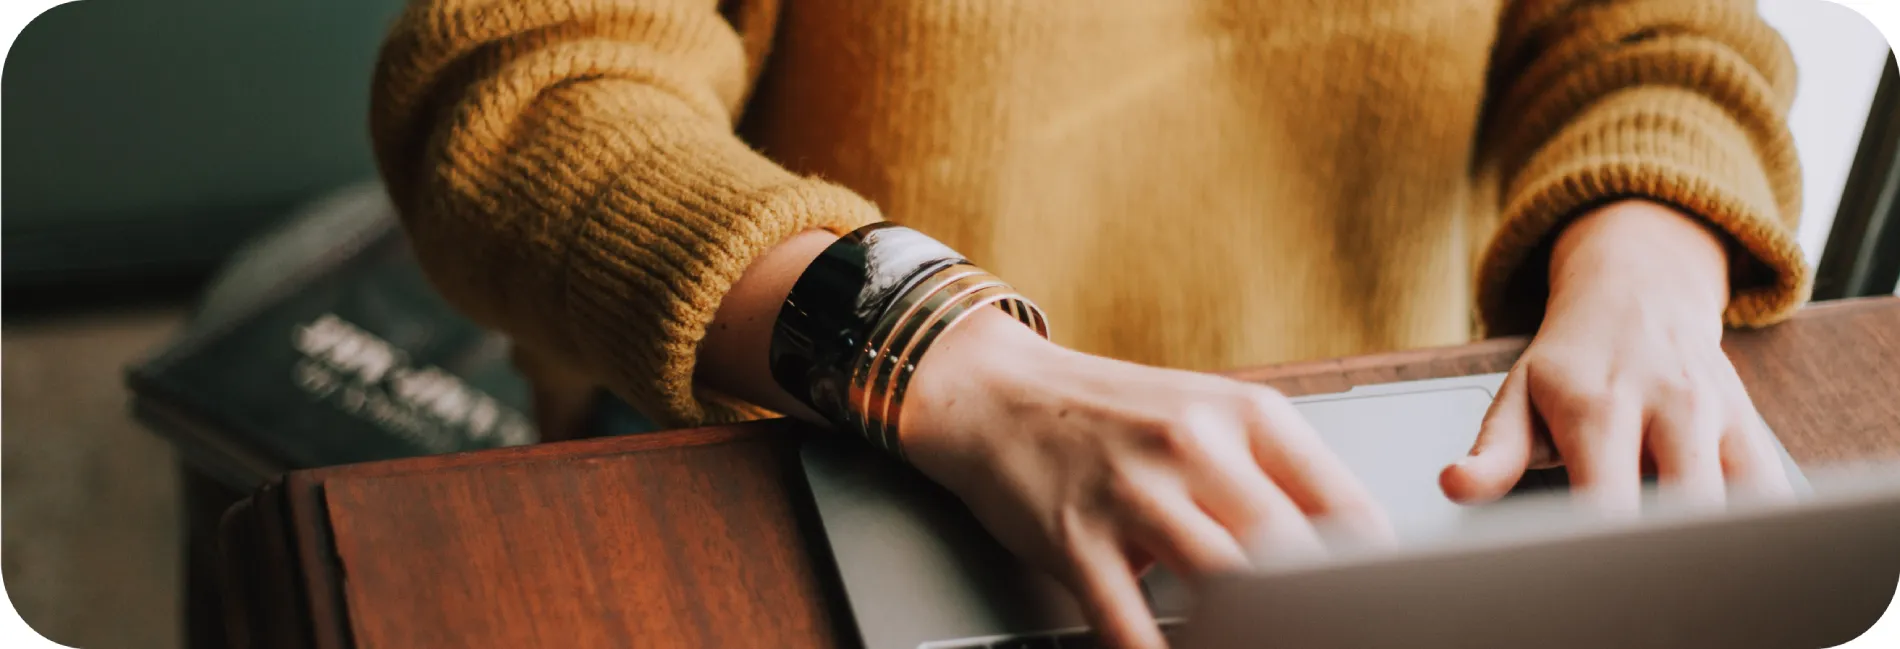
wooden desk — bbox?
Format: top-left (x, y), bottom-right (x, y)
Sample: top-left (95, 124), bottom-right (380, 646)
top-left (220, 297), bottom-right (1900, 649)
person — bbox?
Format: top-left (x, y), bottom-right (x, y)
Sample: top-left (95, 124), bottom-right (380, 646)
top-left (369, 1), bottom-right (1808, 646)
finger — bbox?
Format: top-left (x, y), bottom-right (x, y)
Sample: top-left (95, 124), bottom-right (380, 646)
top-left (1186, 452), bottom-right (1339, 564)
top-left (1237, 397), bottom-right (1392, 542)
top-left (1720, 414), bottom-right (1796, 503)
top-left (1174, 410), bottom-right (1348, 546)
top-left (1064, 535), bottom-right (1166, 649)
top-left (1551, 397), bottom-right (1645, 515)
top-left (1645, 400), bottom-right (1727, 508)
top-left (1442, 366), bottom-right (1535, 504)
top-left (1121, 485), bottom-right (1250, 578)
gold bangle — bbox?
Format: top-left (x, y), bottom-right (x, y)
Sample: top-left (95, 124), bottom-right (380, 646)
top-left (851, 271), bottom-right (1047, 457)
top-left (839, 262), bottom-right (1048, 459)
top-left (854, 273), bottom-right (1003, 452)
top-left (864, 280), bottom-right (1009, 452)
top-left (848, 265), bottom-right (990, 449)
top-left (875, 287), bottom-right (1046, 457)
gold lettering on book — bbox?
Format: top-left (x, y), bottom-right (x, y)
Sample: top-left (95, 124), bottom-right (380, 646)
top-left (291, 314), bottom-right (537, 452)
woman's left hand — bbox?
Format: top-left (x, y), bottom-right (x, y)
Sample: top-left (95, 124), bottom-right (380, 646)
top-left (1440, 200), bottom-right (1795, 512)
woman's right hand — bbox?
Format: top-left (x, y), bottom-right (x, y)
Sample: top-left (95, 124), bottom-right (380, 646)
top-left (900, 309), bottom-right (1392, 649)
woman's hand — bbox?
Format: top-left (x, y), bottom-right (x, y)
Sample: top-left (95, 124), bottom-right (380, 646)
top-left (1442, 200), bottom-right (1794, 511)
top-left (900, 310), bottom-right (1390, 649)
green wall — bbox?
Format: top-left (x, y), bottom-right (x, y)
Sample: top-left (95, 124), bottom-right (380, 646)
top-left (4, 0), bottom-right (407, 284)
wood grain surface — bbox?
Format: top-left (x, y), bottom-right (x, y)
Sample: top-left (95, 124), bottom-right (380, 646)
top-left (223, 297), bottom-right (1900, 649)
top-left (323, 438), bottom-right (837, 649)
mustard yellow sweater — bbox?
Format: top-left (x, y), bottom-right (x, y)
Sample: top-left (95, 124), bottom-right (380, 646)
top-left (371, 0), bottom-right (1808, 429)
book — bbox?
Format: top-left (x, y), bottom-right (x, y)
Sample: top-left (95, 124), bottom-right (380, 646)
top-left (126, 183), bottom-right (541, 491)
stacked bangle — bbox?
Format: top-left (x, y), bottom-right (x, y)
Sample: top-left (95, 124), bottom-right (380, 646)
top-left (770, 223), bottom-right (1049, 458)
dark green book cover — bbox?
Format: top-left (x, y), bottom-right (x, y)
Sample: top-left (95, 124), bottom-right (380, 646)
top-left (127, 184), bottom-right (539, 490)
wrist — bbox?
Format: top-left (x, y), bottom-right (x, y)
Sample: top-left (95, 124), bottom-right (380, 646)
top-left (766, 223), bottom-right (1048, 454)
top-left (1548, 200), bottom-right (1730, 319)
top-left (897, 307), bottom-right (1063, 451)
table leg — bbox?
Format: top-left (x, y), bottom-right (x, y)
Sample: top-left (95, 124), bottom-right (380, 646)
top-left (181, 465), bottom-right (244, 649)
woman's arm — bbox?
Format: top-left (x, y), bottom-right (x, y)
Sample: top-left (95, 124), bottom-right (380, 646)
top-left (693, 230), bottom-right (835, 422)
top-left (372, 0), bottom-right (880, 428)
top-left (1446, 0), bottom-right (1805, 508)
top-left (1471, 0), bottom-right (1806, 335)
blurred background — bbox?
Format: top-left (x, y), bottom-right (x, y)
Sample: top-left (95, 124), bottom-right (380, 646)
top-left (1, 1), bottom-right (1894, 647)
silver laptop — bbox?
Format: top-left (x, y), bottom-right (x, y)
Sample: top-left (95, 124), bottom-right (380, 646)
top-left (1179, 464), bottom-right (1900, 649)
top-left (799, 373), bottom-right (1868, 649)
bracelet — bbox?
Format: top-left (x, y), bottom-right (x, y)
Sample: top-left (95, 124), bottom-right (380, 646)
top-left (770, 223), bottom-right (963, 429)
top-left (861, 276), bottom-right (1046, 456)
top-left (847, 265), bottom-right (993, 447)
top-left (769, 223), bottom-right (1048, 457)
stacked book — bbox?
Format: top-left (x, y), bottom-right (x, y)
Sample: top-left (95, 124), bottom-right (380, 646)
top-left (126, 183), bottom-right (541, 490)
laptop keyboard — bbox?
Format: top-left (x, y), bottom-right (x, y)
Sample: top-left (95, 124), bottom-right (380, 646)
top-left (923, 619), bottom-right (1187, 648)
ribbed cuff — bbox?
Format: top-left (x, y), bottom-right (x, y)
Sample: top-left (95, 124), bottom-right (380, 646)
top-left (562, 166), bottom-right (882, 428)
top-left (1477, 88), bottom-right (1809, 336)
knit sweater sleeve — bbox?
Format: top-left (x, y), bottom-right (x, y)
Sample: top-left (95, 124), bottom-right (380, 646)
top-left (1473, 0), bottom-right (1808, 336)
top-left (370, 0), bottom-right (882, 427)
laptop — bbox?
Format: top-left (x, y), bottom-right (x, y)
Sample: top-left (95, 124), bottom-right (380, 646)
top-left (797, 373), bottom-right (1869, 649)
top-left (1178, 464), bottom-right (1900, 649)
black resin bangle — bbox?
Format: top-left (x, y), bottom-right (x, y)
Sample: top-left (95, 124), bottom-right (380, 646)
top-left (769, 223), bottom-right (966, 428)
